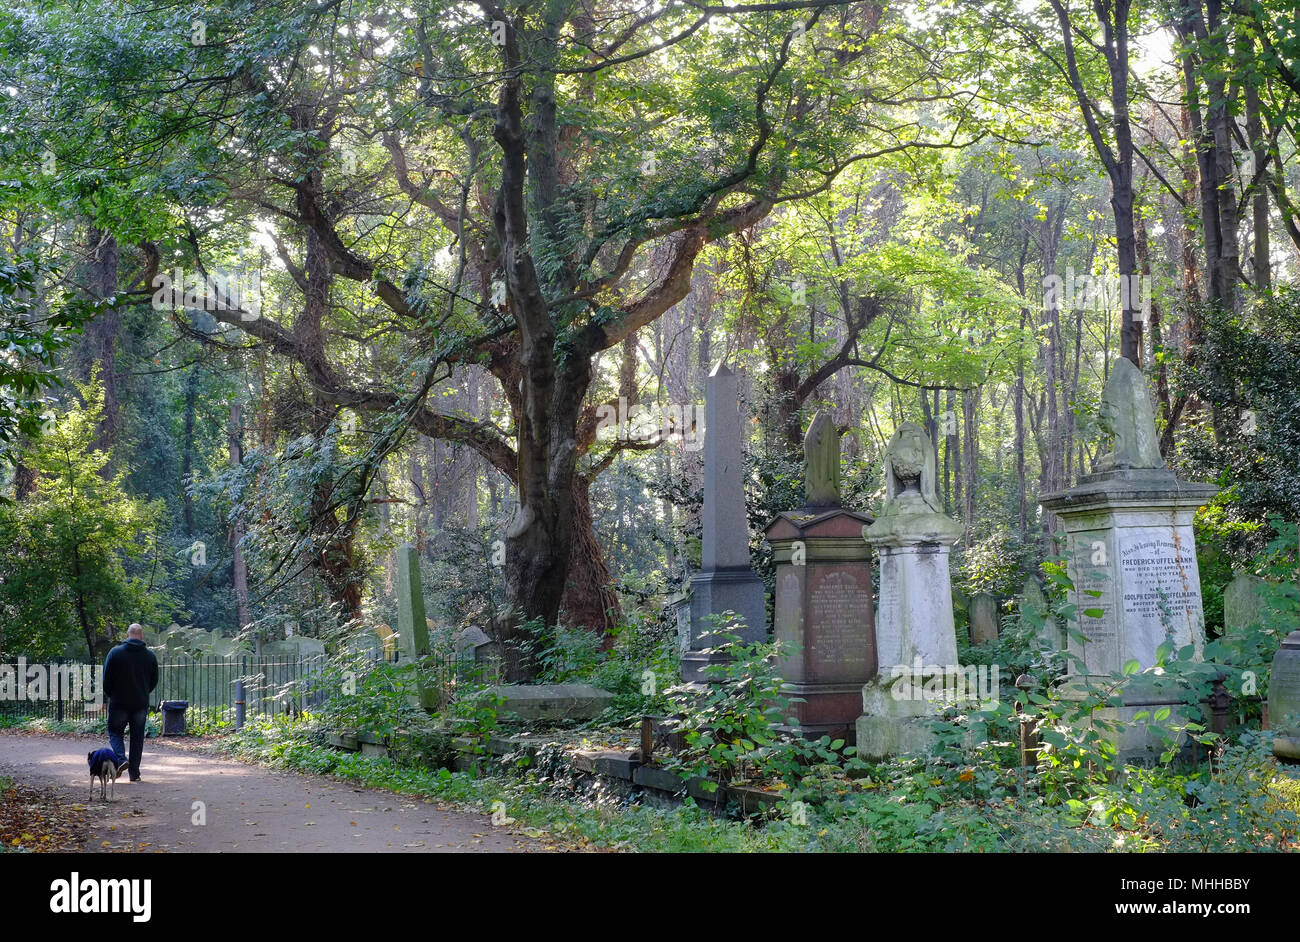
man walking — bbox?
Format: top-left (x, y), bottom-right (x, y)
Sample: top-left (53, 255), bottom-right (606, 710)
top-left (103, 624), bottom-right (158, 782)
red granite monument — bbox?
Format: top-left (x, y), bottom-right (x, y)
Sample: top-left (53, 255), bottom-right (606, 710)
top-left (764, 413), bottom-right (876, 739)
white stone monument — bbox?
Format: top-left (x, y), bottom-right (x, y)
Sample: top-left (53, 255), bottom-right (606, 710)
top-left (856, 421), bottom-right (965, 758)
top-left (1040, 358), bottom-right (1216, 761)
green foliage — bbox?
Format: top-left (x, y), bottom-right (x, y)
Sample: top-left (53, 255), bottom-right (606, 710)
top-left (0, 256), bottom-right (89, 452)
top-left (1178, 292), bottom-right (1300, 521)
top-left (536, 611), bottom-right (677, 721)
top-left (661, 623), bottom-right (864, 797)
top-left (956, 526), bottom-right (1039, 598)
top-left (0, 371), bottom-right (177, 657)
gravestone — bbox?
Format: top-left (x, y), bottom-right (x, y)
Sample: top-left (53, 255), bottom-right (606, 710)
top-left (453, 625), bottom-right (501, 680)
top-left (968, 594), bottom-right (999, 644)
top-left (1223, 569), bottom-right (1268, 635)
top-left (262, 636), bottom-right (326, 658)
top-left (374, 622), bottom-right (396, 660)
top-left (454, 625), bottom-right (492, 665)
top-left (765, 412), bottom-right (875, 738)
top-left (395, 544), bottom-right (440, 710)
top-left (681, 362), bottom-right (767, 682)
top-left (1019, 576), bottom-right (1063, 653)
top-left (1040, 358), bottom-right (1216, 762)
top-left (1269, 630), bottom-right (1300, 761)
top-left (856, 421), bottom-right (965, 758)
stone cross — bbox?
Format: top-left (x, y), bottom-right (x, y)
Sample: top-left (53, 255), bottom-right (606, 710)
top-left (804, 411), bottom-right (841, 507)
top-left (700, 362), bottom-right (750, 570)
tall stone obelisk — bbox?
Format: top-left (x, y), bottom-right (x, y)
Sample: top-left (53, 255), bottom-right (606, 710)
top-left (680, 363), bottom-right (767, 682)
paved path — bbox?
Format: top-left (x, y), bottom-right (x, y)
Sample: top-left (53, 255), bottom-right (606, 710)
top-left (0, 732), bottom-right (541, 852)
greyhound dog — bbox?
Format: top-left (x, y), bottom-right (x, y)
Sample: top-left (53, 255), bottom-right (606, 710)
top-left (87, 747), bottom-right (119, 801)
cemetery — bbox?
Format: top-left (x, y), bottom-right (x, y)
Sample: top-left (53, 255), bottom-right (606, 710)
top-left (2, 0), bottom-right (1300, 861)
top-left (217, 355), bottom-right (1300, 851)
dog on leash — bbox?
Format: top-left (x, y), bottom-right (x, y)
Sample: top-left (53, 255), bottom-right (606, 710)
top-left (88, 747), bottom-right (119, 801)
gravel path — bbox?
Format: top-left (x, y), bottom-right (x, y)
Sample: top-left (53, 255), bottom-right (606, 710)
top-left (0, 731), bottom-right (541, 853)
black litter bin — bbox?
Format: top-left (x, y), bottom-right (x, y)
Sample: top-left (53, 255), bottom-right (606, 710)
top-left (160, 700), bottom-right (189, 736)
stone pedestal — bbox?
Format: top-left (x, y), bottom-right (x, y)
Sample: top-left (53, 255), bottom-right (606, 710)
top-left (765, 507), bottom-right (876, 738)
top-left (1270, 630), bottom-right (1300, 761)
top-left (680, 569), bottom-right (767, 682)
top-left (1041, 468), bottom-right (1216, 761)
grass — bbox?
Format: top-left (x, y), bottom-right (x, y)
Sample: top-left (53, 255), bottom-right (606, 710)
top-left (212, 720), bottom-right (813, 852)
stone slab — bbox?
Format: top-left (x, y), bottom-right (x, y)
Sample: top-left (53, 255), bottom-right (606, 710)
top-left (483, 684), bottom-right (615, 722)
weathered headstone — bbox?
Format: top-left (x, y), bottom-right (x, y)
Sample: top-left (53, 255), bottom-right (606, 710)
top-left (454, 625), bottom-right (491, 664)
top-left (453, 625), bottom-right (500, 680)
top-left (969, 593), bottom-right (999, 644)
top-left (1223, 569), bottom-right (1268, 635)
top-left (765, 412), bottom-right (875, 738)
top-left (395, 544), bottom-right (440, 710)
top-left (1019, 576), bottom-right (1062, 652)
top-left (856, 421), bottom-right (965, 758)
top-left (681, 363), bottom-right (767, 682)
top-left (1269, 630), bottom-right (1300, 761)
top-left (375, 622), bottom-right (396, 660)
top-left (1040, 358), bottom-right (1216, 762)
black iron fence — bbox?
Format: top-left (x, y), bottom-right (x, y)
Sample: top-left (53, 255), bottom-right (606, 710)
top-left (1, 645), bottom-right (482, 729)
top-left (0, 654), bottom-right (342, 727)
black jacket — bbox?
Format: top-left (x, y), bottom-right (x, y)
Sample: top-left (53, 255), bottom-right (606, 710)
top-left (102, 639), bottom-right (159, 711)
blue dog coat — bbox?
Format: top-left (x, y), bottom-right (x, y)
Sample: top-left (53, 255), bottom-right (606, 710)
top-left (88, 747), bottom-right (118, 775)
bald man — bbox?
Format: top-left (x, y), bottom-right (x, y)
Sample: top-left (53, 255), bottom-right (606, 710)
top-left (102, 624), bottom-right (158, 782)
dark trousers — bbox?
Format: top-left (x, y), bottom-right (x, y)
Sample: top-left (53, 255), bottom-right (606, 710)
top-left (107, 704), bottom-right (147, 779)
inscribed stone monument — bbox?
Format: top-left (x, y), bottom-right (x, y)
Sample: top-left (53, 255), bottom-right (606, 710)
top-left (1040, 358), bottom-right (1216, 761)
top-left (765, 412), bottom-right (875, 737)
top-left (856, 421), bottom-right (964, 758)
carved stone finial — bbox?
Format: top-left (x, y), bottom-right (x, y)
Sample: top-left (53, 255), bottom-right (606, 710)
top-left (803, 412), bottom-right (840, 507)
top-left (882, 421), bottom-right (942, 514)
top-left (1095, 358), bottom-right (1165, 472)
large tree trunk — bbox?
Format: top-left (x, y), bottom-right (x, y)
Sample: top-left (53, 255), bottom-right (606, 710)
top-left (1246, 79), bottom-right (1270, 293)
top-left (77, 228), bottom-right (121, 455)
top-left (560, 474), bottom-right (621, 637)
top-left (1050, 0), bottom-right (1140, 363)
top-left (229, 402), bottom-right (253, 646)
top-left (1176, 0), bottom-right (1238, 314)
top-left (181, 364), bottom-right (199, 536)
